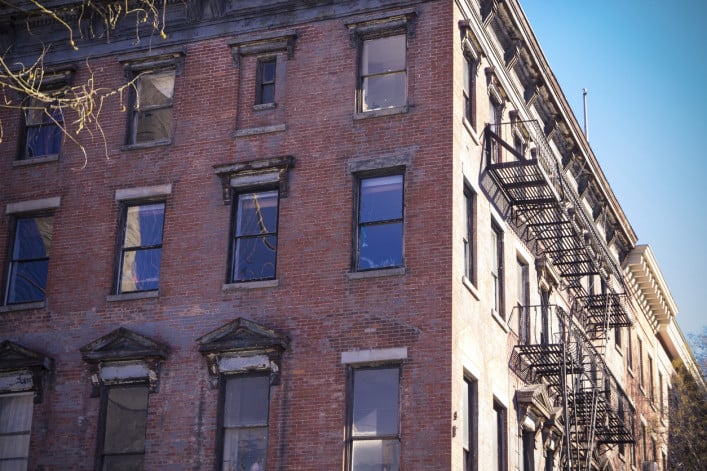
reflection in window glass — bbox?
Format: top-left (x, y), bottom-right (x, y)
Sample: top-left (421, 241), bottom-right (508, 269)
top-left (100, 386), bottom-right (148, 471)
top-left (130, 70), bottom-right (175, 144)
top-left (222, 375), bottom-right (269, 471)
top-left (232, 190), bottom-right (279, 282)
top-left (0, 393), bottom-right (34, 471)
top-left (350, 367), bottom-right (400, 471)
top-left (361, 35), bottom-right (406, 111)
top-left (257, 58), bottom-right (276, 105)
top-left (5, 215), bottom-right (54, 304)
top-left (357, 175), bottom-right (403, 270)
top-left (118, 203), bottom-right (165, 293)
top-left (24, 97), bottom-right (63, 159)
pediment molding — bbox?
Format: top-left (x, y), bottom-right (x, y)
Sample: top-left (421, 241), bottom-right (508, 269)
top-left (0, 340), bottom-right (53, 403)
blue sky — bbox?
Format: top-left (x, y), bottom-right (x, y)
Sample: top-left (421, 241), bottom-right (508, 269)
top-left (519, 1), bottom-right (707, 335)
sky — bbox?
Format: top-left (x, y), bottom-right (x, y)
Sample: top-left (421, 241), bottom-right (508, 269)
top-left (519, 1), bottom-right (707, 335)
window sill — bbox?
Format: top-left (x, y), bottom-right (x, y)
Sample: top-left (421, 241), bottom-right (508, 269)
top-left (13, 154), bottom-right (60, 167)
top-left (253, 102), bottom-right (277, 111)
top-left (615, 343), bottom-right (624, 356)
top-left (462, 276), bottom-right (480, 301)
top-left (233, 124), bottom-right (286, 137)
top-left (106, 291), bottom-right (159, 302)
top-left (347, 267), bottom-right (406, 280)
top-left (354, 105), bottom-right (408, 120)
top-left (121, 139), bottom-right (172, 151)
top-left (0, 300), bottom-right (46, 313)
top-left (491, 310), bottom-right (510, 333)
top-left (462, 117), bottom-right (480, 145)
top-left (222, 279), bottom-right (279, 291)
top-left (627, 366), bottom-right (635, 378)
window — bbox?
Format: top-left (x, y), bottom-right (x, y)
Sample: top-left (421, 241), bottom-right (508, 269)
top-left (658, 371), bottom-right (664, 417)
top-left (355, 174), bottom-right (404, 271)
top-left (220, 374), bottom-right (270, 471)
top-left (522, 431), bottom-right (534, 471)
top-left (642, 423), bottom-right (647, 462)
top-left (463, 54), bottom-right (476, 127)
top-left (638, 338), bottom-right (644, 391)
top-left (115, 202), bottom-right (165, 294)
top-left (256, 58), bottom-right (276, 105)
top-left (626, 330), bottom-right (633, 370)
top-left (463, 185), bottom-right (476, 283)
top-left (346, 366), bottom-right (400, 471)
top-left (0, 393), bottom-right (34, 470)
top-left (540, 289), bottom-right (550, 345)
top-left (98, 385), bottom-right (149, 471)
top-left (615, 325), bottom-right (622, 348)
top-left (230, 190), bottom-right (279, 282)
top-left (492, 401), bottom-right (507, 471)
top-left (5, 214), bottom-right (54, 304)
top-left (491, 223), bottom-right (505, 318)
top-left (462, 377), bottom-right (478, 471)
top-left (22, 97), bottom-right (63, 159)
top-left (128, 69), bottom-right (175, 145)
top-left (648, 355), bottom-right (655, 403)
top-left (487, 98), bottom-right (502, 163)
top-left (517, 258), bottom-right (529, 343)
top-left (359, 35), bottom-right (407, 112)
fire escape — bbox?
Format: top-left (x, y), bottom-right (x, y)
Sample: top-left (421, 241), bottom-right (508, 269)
top-left (486, 121), bottom-right (635, 470)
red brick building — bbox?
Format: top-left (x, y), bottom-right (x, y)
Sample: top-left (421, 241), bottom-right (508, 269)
top-left (0, 1), bottom-right (701, 470)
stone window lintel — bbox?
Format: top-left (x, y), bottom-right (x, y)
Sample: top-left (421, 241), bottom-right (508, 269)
top-left (345, 9), bottom-right (418, 45)
top-left (119, 46), bottom-right (186, 78)
top-left (213, 155), bottom-right (295, 204)
top-left (228, 30), bottom-right (298, 67)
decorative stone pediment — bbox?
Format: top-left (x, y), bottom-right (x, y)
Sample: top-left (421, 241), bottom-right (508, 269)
top-left (80, 328), bottom-right (168, 396)
top-left (0, 340), bottom-right (53, 403)
top-left (197, 318), bottom-right (289, 387)
top-left (213, 155), bottom-right (295, 204)
top-left (517, 384), bottom-right (555, 421)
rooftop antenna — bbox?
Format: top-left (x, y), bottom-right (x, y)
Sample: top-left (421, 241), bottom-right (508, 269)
top-left (582, 88), bottom-right (589, 141)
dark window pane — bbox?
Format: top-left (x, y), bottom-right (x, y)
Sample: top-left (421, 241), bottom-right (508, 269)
top-left (224, 376), bottom-right (269, 427)
top-left (360, 176), bottom-right (403, 223)
top-left (103, 387), bottom-right (148, 455)
top-left (13, 217), bottom-right (53, 259)
top-left (7, 260), bottom-right (48, 304)
top-left (102, 454), bottom-right (145, 471)
top-left (236, 192), bottom-right (278, 237)
top-left (234, 236), bottom-right (277, 281)
top-left (135, 108), bottom-right (173, 143)
top-left (120, 248), bottom-right (162, 292)
top-left (261, 84), bottom-right (275, 104)
top-left (261, 61), bottom-right (276, 83)
top-left (123, 204), bottom-right (165, 248)
top-left (26, 124), bottom-right (62, 157)
top-left (223, 427), bottom-right (268, 471)
top-left (352, 439), bottom-right (400, 471)
top-left (353, 368), bottom-right (399, 437)
top-left (358, 223), bottom-right (402, 270)
top-left (362, 36), bottom-right (405, 75)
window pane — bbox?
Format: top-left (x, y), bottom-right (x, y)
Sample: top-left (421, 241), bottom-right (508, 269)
top-left (358, 223), bottom-right (402, 270)
top-left (352, 439), bottom-right (400, 471)
top-left (362, 73), bottom-right (406, 111)
top-left (7, 260), bottom-right (48, 304)
top-left (103, 387), bottom-right (148, 455)
top-left (362, 36), bottom-right (405, 75)
top-left (224, 376), bottom-right (269, 427)
top-left (136, 71), bottom-right (175, 107)
top-left (135, 107), bottom-right (173, 143)
top-left (102, 454), bottom-right (144, 471)
top-left (120, 248), bottom-right (162, 292)
top-left (261, 61), bottom-right (276, 83)
top-left (26, 124), bottom-right (62, 157)
top-left (234, 236), bottom-right (277, 281)
top-left (353, 368), bottom-right (399, 437)
top-left (236, 192), bottom-right (278, 237)
top-left (124, 204), bottom-right (165, 248)
top-left (360, 176), bottom-right (403, 223)
top-left (0, 394), bottom-right (33, 468)
top-left (222, 427), bottom-right (268, 471)
top-left (13, 217), bottom-right (53, 259)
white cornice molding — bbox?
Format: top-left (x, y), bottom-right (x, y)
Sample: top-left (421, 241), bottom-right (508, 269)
top-left (624, 245), bottom-right (678, 333)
